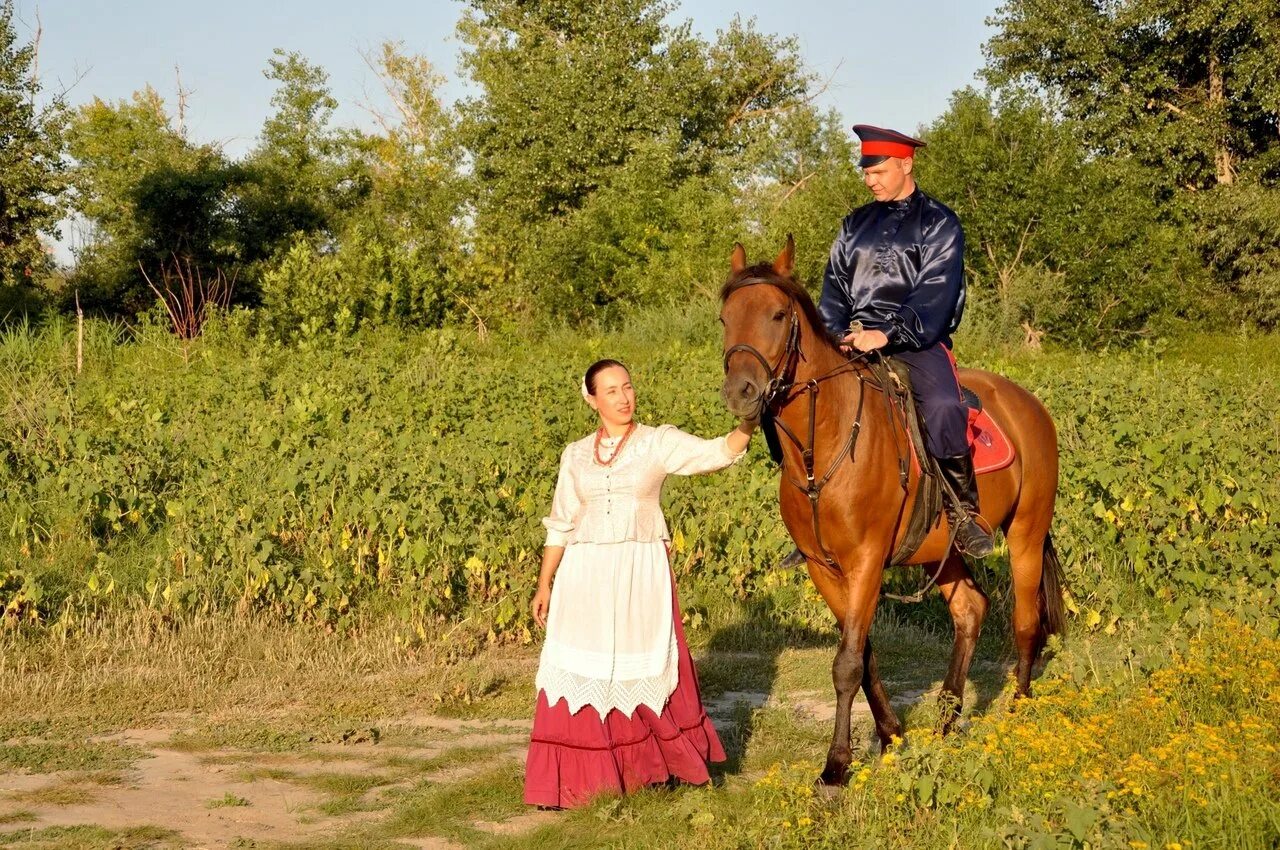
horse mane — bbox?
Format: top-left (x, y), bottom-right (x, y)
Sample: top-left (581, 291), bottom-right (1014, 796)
top-left (719, 264), bottom-right (840, 352)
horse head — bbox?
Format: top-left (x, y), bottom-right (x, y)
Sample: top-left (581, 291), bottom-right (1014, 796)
top-left (718, 235), bottom-right (832, 421)
top-left (718, 237), bottom-right (798, 421)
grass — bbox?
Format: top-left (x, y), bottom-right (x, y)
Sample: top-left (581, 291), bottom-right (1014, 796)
top-left (380, 763), bottom-right (528, 844)
top-left (0, 825), bottom-right (182, 850)
top-left (204, 793), bottom-right (251, 809)
top-left (0, 609), bottom-right (530, 745)
top-left (0, 742), bottom-right (142, 775)
top-left (0, 601), bottom-right (1276, 848)
top-left (6, 773), bottom-right (122, 809)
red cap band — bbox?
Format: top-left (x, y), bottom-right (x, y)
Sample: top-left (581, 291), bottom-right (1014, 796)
top-left (860, 140), bottom-right (917, 159)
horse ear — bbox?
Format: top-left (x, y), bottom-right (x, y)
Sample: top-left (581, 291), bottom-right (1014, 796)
top-left (773, 234), bottom-right (795, 278)
top-left (730, 242), bottom-right (747, 274)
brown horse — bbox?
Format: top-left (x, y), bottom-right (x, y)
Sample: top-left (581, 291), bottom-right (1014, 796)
top-left (719, 238), bottom-right (1065, 786)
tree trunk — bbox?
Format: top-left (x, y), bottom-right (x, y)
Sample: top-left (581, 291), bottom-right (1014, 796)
top-left (1209, 51), bottom-right (1234, 186)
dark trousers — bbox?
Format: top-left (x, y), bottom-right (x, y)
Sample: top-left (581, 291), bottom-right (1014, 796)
top-left (894, 344), bottom-right (968, 459)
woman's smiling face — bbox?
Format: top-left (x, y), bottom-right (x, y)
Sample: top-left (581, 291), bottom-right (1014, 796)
top-left (588, 365), bottom-right (635, 428)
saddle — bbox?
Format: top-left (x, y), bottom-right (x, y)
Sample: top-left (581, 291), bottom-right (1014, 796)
top-left (878, 357), bottom-right (1015, 565)
top-left (757, 356), bottom-right (1016, 568)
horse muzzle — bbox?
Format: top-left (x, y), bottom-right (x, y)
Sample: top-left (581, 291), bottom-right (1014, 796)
top-left (721, 373), bottom-right (764, 422)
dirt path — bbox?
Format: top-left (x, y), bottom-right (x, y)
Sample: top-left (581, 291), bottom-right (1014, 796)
top-left (0, 717), bottom-right (539, 849)
top-left (1, 645), bottom-right (1000, 848)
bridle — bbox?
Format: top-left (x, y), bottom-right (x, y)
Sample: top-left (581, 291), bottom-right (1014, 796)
top-left (720, 277), bottom-right (956, 602)
top-left (721, 299), bottom-right (802, 416)
top-left (721, 279), bottom-right (878, 570)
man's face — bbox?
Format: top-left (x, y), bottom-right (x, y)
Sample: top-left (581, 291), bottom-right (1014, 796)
top-left (862, 157), bottom-right (913, 201)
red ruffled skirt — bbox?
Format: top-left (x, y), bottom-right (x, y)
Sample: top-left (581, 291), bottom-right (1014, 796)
top-left (522, 573), bottom-right (725, 808)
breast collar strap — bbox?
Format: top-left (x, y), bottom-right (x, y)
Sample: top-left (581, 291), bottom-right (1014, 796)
top-left (722, 281), bottom-right (878, 571)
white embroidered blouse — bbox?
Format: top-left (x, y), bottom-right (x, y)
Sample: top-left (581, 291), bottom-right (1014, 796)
top-left (541, 423), bottom-right (747, 548)
top-left (535, 422), bottom-right (746, 716)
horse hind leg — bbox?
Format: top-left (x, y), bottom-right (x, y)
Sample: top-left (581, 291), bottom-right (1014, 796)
top-left (860, 636), bottom-right (902, 751)
top-left (1005, 525), bottom-right (1066, 697)
top-left (934, 553), bottom-right (989, 732)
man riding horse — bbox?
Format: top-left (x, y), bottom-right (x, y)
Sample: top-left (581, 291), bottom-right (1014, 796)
top-left (814, 124), bottom-right (992, 558)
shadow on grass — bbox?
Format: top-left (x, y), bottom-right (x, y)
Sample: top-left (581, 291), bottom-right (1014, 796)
top-left (694, 554), bottom-right (1036, 775)
top-left (698, 594), bottom-right (835, 779)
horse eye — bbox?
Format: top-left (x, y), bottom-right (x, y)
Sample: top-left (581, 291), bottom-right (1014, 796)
top-left (772, 310), bottom-right (786, 322)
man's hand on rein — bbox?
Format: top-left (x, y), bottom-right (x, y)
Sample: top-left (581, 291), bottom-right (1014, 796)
top-left (839, 328), bottom-right (889, 353)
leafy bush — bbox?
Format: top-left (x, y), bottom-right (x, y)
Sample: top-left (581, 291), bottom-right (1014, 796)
top-left (1186, 184), bottom-right (1280, 329)
top-left (259, 227), bottom-right (458, 339)
top-left (1, 306), bottom-right (1276, 637)
top-left (698, 619), bottom-right (1280, 848)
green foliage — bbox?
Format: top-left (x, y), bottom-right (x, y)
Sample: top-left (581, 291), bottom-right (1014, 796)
top-left (234, 49), bottom-right (371, 264)
top-left (1, 306), bottom-right (1276, 638)
top-left (355, 43), bottom-right (460, 247)
top-left (66, 87), bottom-right (238, 314)
top-left (455, 1), bottom-right (830, 321)
top-left (919, 88), bottom-right (1201, 343)
top-left (1184, 183), bottom-right (1280, 328)
top-left (521, 137), bottom-right (739, 320)
top-left (259, 226), bottom-right (460, 339)
top-left (458, 0), bottom-right (677, 226)
top-left (0, 0), bottom-right (67, 308)
top-left (1021, 343), bottom-right (1280, 625)
top-left (66, 50), bottom-right (375, 318)
top-left (985, 0), bottom-right (1280, 190)
top-left (699, 621), bottom-right (1280, 849)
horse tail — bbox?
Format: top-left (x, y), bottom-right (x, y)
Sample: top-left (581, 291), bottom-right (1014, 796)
top-left (1039, 533), bottom-right (1067, 638)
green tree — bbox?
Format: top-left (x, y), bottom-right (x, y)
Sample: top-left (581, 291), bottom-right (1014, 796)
top-left (984, 0), bottom-right (1280, 190)
top-left (355, 43), bottom-right (460, 247)
top-left (67, 87), bottom-right (236, 314)
top-left (456, 0), bottom-right (822, 321)
top-left (259, 44), bottom-right (466, 338)
top-left (234, 50), bottom-right (370, 263)
top-left (0, 0), bottom-right (67, 312)
top-left (920, 88), bottom-right (1199, 343)
top-left (457, 0), bottom-right (675, 227)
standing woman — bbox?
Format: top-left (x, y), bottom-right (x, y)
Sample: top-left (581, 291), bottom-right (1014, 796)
top-left (523, 359), bottom-right (753, 809)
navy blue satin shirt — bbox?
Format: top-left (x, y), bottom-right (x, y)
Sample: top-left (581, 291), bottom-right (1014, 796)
top-left (817, 187), bottom-right (966, 352)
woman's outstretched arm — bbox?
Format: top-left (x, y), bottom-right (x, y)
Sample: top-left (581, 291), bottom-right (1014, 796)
top-left (725, 420), bottom-right (755, 455)
top-left (659, 421), bottom-right (756, 476)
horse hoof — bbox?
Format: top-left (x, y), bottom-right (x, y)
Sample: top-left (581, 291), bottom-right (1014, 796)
top-left (817, 765), bottom-right (849, 787)
top-left (814, 780), bottom-right (842, 800)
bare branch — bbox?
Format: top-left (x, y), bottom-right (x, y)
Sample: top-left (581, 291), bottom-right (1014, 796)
top-left (140, 255), bottom-right (236, 342)
top-left (1011, 217), bottom-right (1037, 269)
top-left (75, 289), bottom-right (83, 375)
top-left (174, 65), bottom-right (192, 137)
top-left (772, 170), bottom-right (818, 210)
top-left (456, 296), bottom-right (489, 342)
top-left (726, 61), bottom-right (840, 129)
top-left (29, 7), bottom-right (42, 97)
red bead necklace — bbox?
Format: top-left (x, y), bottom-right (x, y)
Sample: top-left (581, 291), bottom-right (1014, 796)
top-left (593, 422), bottom-right (636, 467)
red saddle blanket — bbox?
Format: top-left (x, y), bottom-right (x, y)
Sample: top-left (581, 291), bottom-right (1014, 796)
top-left (906, 404), bottom-right (1016, 477)
top-left (967, 407), bottom-right (1016, 475)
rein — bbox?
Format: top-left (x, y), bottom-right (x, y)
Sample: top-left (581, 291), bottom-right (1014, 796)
top-left (722, 279), bottom-right (882, 571)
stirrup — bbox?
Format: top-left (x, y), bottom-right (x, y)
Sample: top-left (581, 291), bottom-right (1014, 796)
top-left (950, 511), bottom-right (994, 558)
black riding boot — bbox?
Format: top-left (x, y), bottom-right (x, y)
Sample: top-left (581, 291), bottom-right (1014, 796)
top-left (937, 454), bottom-right (995, 558)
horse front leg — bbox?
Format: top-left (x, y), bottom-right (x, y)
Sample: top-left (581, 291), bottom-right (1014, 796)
top-left (820, 617), bottom-right (865, 786)
top-left (820, 567), bottom-right (884, 786)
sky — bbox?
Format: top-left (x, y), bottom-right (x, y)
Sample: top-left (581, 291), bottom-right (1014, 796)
top-left (15, 0), bottom-right (1002, 259)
